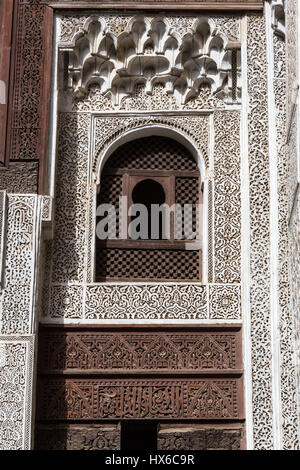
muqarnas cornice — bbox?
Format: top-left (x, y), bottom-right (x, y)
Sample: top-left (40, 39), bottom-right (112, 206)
top-left (61, 15), bottom-right (241, 105)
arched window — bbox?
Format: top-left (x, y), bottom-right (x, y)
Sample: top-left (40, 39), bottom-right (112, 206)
top-left (96, 135), bottom-right (202, 281)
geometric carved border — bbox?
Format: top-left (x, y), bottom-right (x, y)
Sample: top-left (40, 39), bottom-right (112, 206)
top-left (93, 113), bottom-right (210, 175)
top-left (1, 195), bottom-right (39, 335)
top-left (35, 424), bottom-right (121, 451)
top-left (42, 283), bottom-right (242, 321)
top-left (38, 327), bottom-right (243, 373)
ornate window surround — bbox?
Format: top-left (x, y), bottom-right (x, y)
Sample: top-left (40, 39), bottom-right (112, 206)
top-left (43, 107), bottom-right (242, 323)
top-left (38, 10), bottom-right (243, 325)
top-left (89, 115), bottom-right (209, 286)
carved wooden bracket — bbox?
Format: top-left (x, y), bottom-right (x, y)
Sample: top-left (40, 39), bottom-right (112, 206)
top-left (50, 1), bottom-right (263, 11)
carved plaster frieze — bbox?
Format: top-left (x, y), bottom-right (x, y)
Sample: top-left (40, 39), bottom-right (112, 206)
top-left (0, 163), bottom-right (39, 194)
top-left (271, 8), bottom-right (299, 448)
top-left (42, 283), bottom-right (242, 322)
top-left (214, 111), bottom-right (241, 284)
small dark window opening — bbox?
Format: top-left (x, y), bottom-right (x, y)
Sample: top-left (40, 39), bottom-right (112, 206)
top-left (121, 421), bottom-right (158, 451)
top-left (131, 179), bottom-right (166, 240)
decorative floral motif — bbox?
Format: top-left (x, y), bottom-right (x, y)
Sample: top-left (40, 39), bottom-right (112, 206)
top-left (51, 113), bottom-right (90, 283)
top-left (0, 337), bottom-right (34, 450)
top-left (42, 283), bottom-right (244, 321)
top-left (247, 14), bottom-right (273, 449)
top-left (0, 163), bottom-right (39, 194)
top-left (38, 329), bottom-right (241, 371)
top-left (209, 285), bottom-right (241, 320)
top-left (1, 196), bottom-right (38, 335)
top-left (214, 111), bottom-right (241, 283)
top-left (49, 285), bottom-right (84, 319)
top-left (9, 2), bottom-right (51, 165)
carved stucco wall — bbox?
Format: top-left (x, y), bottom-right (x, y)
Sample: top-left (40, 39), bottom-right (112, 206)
top-left (0, 194), bottom-right (42, 449)
top-left (0, 192), bottom-right (52, 449)
top-left (289, 191), bottom-right (300, 443)
top-left (37, 9), bottom-right (300, 450)
top-left (0, 5), bottom-right (299, 450)
top-left (271, 0), bottom-right (299, 449)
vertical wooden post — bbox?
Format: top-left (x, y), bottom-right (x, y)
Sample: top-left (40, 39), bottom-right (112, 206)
top-left (0, 0), bottom-right (14, 165)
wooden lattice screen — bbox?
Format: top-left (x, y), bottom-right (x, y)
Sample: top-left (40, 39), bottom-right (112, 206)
top-left (96, 136), bottom-right (202, 281)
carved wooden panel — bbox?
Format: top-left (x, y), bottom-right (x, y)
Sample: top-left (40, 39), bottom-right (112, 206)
top-left (0, 0), bottom-right (14, 165)
top-left (37, 377), bottom-right (244, 421)
top-left (4, 1), bottom-right (53, 194)
top-left (37, 327), bottom-right (244, 424)
top-left (38, 327), bottom-right (242, 373)
top-left (157, 424), bottom-right (243, 450)
top-left (36, 424), bottom-right (121, 450)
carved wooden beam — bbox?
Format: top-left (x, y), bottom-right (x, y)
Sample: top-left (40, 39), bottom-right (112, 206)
top-left (49, 1), bottom-right (263, 11)
top-left (5, 1), bottom-right (53, 194)
top-left (0, 0), bottom-right (14, 165)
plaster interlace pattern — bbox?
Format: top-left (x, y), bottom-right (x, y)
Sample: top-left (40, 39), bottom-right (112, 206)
top-left (247, 14), bottom-right (273, 449)
top-left (286, 0), bottom-right (300, 449)
top-left (214, 111), bottom-right (241, 284)
top-left (272, 15), bottom-right (299, 449)
top-left (0, 195), bottom-right (38, 335)
top-left (51, 113), bottom-right (90, 284)
top-left (0, 337), bottom-right (34, 450)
